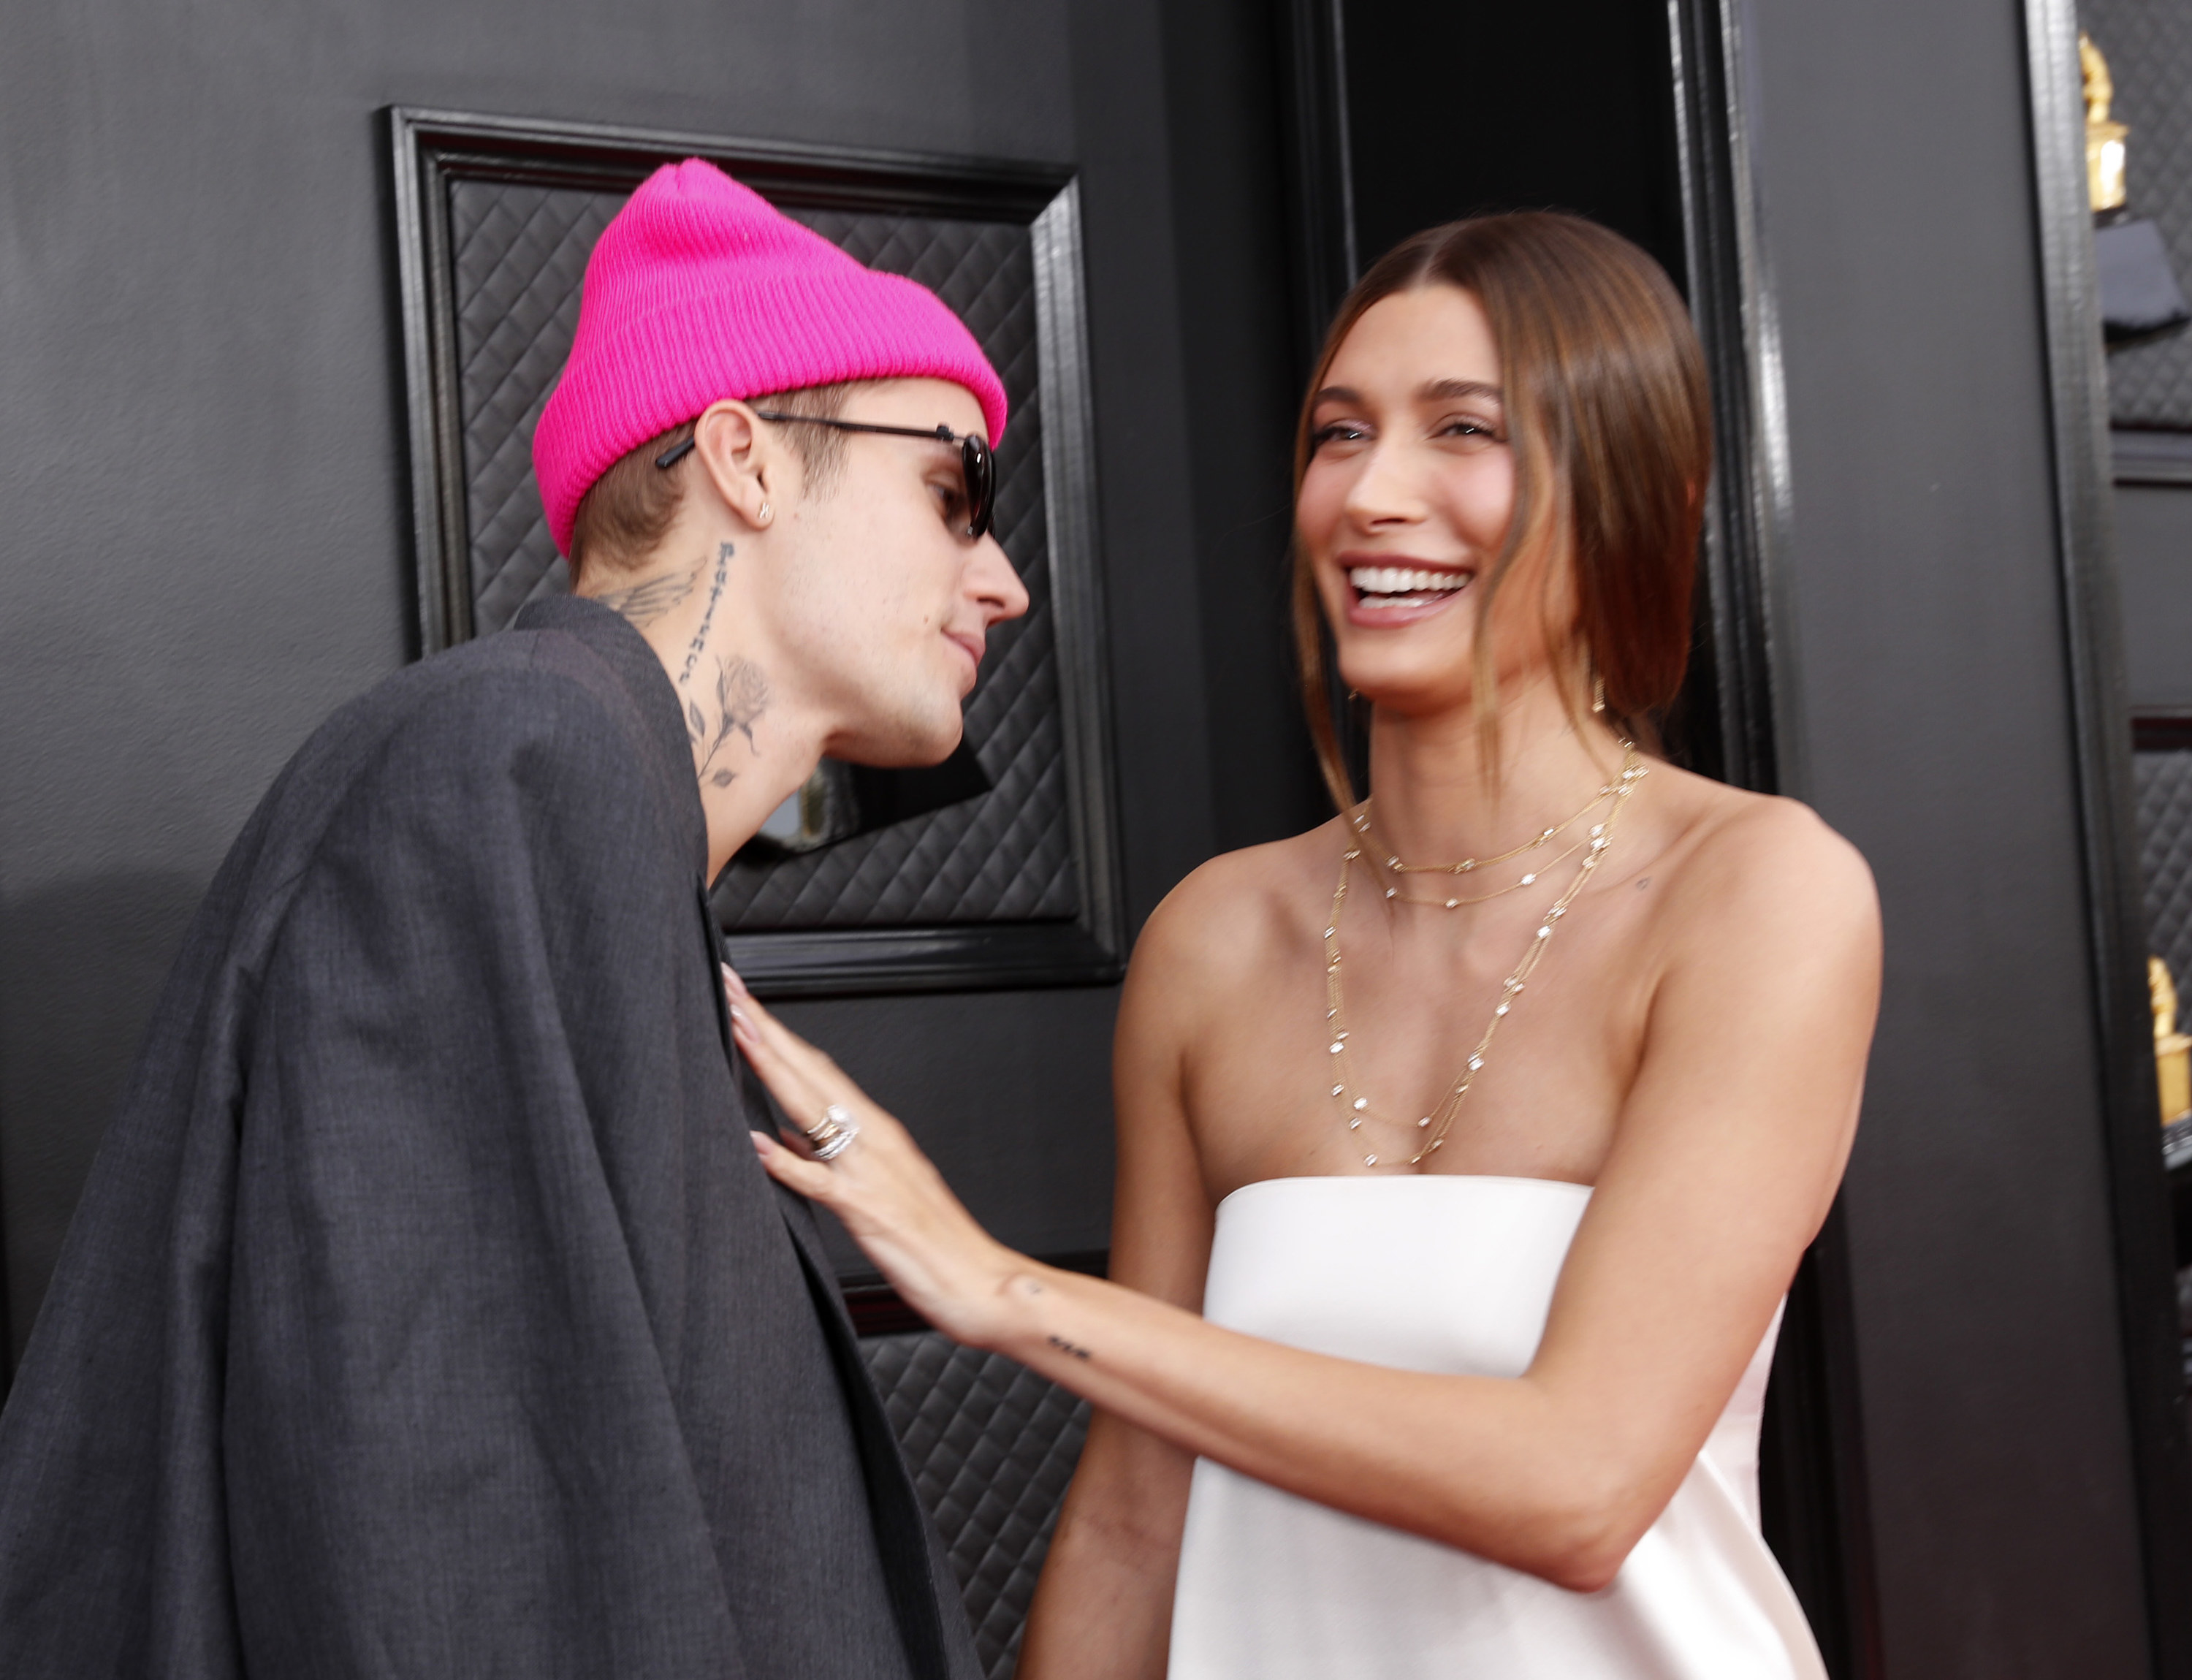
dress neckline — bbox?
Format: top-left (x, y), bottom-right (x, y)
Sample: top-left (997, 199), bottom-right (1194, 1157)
top-left (1214, 1172), bottom-right (1593, 1217)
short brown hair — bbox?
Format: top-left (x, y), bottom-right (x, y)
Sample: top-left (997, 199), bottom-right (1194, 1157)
top-left (567, 381), bottom-right (861, 580)
top-left (1291, 213), bottom-right (1710, 810)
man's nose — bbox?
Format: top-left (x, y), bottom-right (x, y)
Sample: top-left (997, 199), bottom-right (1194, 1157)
top-left (971, 534), bottom-right (1030, 624)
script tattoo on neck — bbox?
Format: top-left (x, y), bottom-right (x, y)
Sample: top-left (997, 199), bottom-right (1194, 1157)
top-left (688, 655), bottom-right (769, 788)
top-left (595, 560), bottom-right (700, 630)
top-left (679, 541), bottom-right (734, 687)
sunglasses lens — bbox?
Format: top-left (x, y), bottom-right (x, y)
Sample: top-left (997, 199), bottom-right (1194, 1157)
top-left (962, 438), bottom-right (994, 541)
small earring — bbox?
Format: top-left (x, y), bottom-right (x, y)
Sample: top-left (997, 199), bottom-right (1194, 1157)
top-left (757, 502), bottom-right (772, 524)
top-left (1591, 675), bottom-right (1607, 715)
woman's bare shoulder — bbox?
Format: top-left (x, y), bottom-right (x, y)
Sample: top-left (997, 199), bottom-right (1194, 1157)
top-left (1130, 820), bottom-right (1344, 990)
top-left (1648, 764), bottom-right (1879, 949)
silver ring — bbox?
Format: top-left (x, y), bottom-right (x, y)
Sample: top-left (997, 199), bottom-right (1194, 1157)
top-left (803, 1102), bottom-right (860, 1161)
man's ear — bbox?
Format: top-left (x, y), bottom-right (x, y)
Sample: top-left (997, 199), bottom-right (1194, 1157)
top-left (691, 399), bottom-right (789, 531)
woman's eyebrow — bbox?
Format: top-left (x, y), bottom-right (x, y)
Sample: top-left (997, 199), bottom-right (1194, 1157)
top-left (1418, 378), bottom-right (1503, 403)
top-left (1311, 384), bottom-right (1363, 407)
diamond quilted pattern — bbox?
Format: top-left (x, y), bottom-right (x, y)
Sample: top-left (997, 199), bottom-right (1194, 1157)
top-left (441, 176), bottom-right (1075, 928)
top-left (2136, 749), bottom-right (2192, 987)
top-left (861, 1332), bottom-right (1090, 1680)
top-left (449, 180), bottom-right (611, 623)
top-left (2085, 1), bottom-right (2192, 426)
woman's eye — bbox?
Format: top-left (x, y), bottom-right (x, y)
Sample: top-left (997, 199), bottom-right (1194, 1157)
top-left (1433, 415), bottom-right (1504, 449)
top-left (1311, 420), bottom-right (1369, 449)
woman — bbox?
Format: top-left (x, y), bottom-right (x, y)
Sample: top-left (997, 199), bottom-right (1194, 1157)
top-left (729, 213), bottom-right (1880, 1678)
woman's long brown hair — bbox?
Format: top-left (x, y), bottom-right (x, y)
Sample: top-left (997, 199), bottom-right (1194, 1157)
top-left (1291, 213), bottom-right (1712, 812)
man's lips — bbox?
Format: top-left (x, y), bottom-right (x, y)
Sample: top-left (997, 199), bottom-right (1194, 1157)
top-left (945, 630), bottom-right (986, 686)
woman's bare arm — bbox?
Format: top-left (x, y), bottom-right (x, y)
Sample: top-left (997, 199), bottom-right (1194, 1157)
top-left (735, 800), bottom-right (1879, 1592)
top-left (1017, 880), bottom-right (1218, 1680)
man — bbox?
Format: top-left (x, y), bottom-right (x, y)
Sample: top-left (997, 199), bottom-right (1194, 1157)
top-left (0, 159), bottom-right (1027, 1678)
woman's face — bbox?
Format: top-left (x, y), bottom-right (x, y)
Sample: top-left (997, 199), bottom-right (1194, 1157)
top-left (1298, 284), bottom-right (1566, 717)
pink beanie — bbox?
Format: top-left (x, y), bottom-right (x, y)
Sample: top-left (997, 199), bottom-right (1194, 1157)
top-left (533, 159), bottom-right (1010, 555)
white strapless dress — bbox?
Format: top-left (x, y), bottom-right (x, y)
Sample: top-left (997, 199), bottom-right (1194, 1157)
top-left (1168, 1176), bottom-right (1826, 1679)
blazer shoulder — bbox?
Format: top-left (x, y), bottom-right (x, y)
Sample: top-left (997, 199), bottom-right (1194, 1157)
top-left (273, 636), bottom-right (660, 814)
top-left (249, 634), bottom-right (669, 871)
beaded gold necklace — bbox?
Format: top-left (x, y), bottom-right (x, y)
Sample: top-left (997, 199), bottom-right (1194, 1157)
top-left (1323, 742), bottom-right (1646, 1168)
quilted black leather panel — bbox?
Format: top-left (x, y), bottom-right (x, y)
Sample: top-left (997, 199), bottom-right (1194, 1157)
top-left (2085, 0), bottom-right (2192, 427)
top-left (862, 1331), bottom-right (1091, 1680)
top-left (2137, 749), bottom-right (2192, 987)
top-left (449, 180), bottom-right (614, 626)
top-left (442, 178), bottom-right (1075, 930)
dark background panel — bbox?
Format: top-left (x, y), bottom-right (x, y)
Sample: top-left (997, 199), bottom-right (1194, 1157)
top-left (1340, 0), bottom-right (1687, 287)
top-left (2117, 484), bottom-right (2192, 711)
top-left (786, 987), bottom-right (1120, 1274)
top-left (1748, 0), bottom-right (2154, 1672)
top-left (0, 0), bottom-right (1223, 1358)
top-left (1059, 0), bottom-right (1225, 923)
top-left (1159, 0), bottom-right (1330, 853)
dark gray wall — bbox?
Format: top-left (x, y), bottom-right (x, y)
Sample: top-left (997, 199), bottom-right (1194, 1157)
top-left (2118, 484), bottom-right (2192, 710)
top-left (1748, 0), bottom-right (2154, 1671)
top-left (0, 0), bottom-right (1244, 1354)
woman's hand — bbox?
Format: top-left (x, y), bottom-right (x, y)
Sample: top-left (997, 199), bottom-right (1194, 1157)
top-left (723, 966), bottom-right (1025, 1348)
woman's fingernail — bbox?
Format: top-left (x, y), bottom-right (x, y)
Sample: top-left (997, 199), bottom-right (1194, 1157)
top-left (729, 1003), bottom-right (750, 1028)
top-left (750, 1130), bottom-right (775, 1155)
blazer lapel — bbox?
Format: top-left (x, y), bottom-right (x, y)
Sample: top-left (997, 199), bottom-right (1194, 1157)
top-left (694, 882), bottom-right (973, 1680)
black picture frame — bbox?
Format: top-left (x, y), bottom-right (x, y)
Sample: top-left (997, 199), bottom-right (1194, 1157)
top-left (383, 107), bottom-right (1125, 999)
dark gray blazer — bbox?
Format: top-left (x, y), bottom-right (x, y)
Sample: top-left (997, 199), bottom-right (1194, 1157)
top-left (0, 597), bottom-right (981, 1680)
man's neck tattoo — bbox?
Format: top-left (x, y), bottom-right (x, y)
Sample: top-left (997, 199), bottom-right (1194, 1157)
top-left (688, 654), bottom-right (770, 788)
top-left (679, 541), bottom-right (734, 686)
top-left (595, 560), bottom-right (701, 630)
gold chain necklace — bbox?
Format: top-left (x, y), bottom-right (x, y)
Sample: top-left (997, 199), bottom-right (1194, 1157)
top-left (1323, 743), bottom-right (1645, 1168)
top-left (1373, 830), bottom-right (1594, 909)
top-left (1352, 772), bottom-right (1612, 876)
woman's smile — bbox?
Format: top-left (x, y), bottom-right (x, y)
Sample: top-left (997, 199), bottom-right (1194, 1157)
top-left (1341, 555), bottom-right (1476, 627)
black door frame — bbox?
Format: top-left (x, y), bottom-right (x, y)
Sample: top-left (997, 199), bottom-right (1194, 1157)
top-left (1662, 9), bottom-right (1885, 1673)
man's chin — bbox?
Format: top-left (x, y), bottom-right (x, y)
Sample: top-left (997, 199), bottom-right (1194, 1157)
top-left (833, 710), bottom-right (965, 769)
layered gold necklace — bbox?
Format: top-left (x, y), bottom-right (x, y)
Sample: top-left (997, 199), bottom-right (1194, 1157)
top-left (1323, 742), bottom-right (1646, 1168)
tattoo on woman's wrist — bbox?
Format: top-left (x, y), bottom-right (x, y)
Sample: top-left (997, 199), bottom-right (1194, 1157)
top-left (1047, 1334), bottom-right (1092, 1361)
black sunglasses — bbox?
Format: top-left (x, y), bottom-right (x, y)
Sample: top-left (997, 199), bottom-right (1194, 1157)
top-left (654, 411), bottom-right (995, 541)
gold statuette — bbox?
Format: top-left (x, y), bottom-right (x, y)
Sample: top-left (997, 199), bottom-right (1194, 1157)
top-left (2150, 956), bottom-right (2190, 1125)
top-left (2082, 32), bottom-right (2128, 216)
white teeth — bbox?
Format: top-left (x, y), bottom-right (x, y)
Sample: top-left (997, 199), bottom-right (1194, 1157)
top-left (1348, 566), bottom-right (1470, 597)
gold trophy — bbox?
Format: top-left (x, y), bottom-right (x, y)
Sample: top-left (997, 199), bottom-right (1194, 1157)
top-left (2150, 957), bottom-right (2191, 1126)
top-left (2082, 32), bottom-right (2128, 216)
